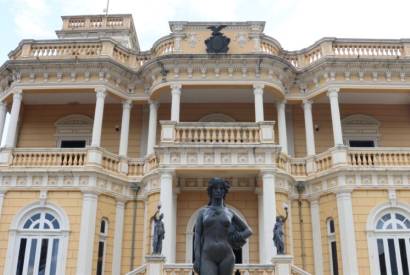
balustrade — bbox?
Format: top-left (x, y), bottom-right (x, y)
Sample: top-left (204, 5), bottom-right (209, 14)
top-left (333, 42), bottom-right (403, 57)
top-left (101, 150), bottom-right (120, 173)
top-left (128, 159), bottom-right (145, 176)
top-left (30, 43), bottom-right (102, 57)
top-left (348, 148), bottom-right (410, 167)
top-left (163, 264), bottom-right (275, 275)
top-left (315, 151), bottom-right (332, 172)
top-left (12, 149), bottom-right (86, 166)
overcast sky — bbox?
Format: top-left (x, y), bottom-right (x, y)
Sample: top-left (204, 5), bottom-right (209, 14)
top-left (1, 0), bottom-right (410, 63)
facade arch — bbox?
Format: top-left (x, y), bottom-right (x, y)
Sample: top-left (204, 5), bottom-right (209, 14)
top-left (4, 201), bottom-right (70, 275)
top-left (198, 113), bottom-right (236, 122)
top-left (185, 204), bottom-right (250, 263)
top-left (55, 114), bottom-right (93, 147)
top-left (342, 114), bottom-right (380, 146)
top-left (367, 202), bottom-right (410, 275)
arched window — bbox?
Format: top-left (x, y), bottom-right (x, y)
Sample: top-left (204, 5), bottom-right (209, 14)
top-left (342, 114), bottom-right (380, 147)
top-left (11, 205), bottom-right (68, 275)
top-left (369, 207), bottom-right (410, 275)
top-left (96, 218), bottom-right (108, 275)
top-left (55, 114), bottom-right (93, 148)
top-left (327, 218), bottom-right (339, 275)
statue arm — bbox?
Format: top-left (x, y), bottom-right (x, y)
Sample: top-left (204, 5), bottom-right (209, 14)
top-left (232, 213), bottom-right (252, 239)
top-left (193, 209), bottom-right (204, 274)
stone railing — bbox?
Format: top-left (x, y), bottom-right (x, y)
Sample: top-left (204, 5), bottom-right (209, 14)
top-left (11, 148), bottom-right (86, 166)
top-left (125, 265), bottom-right (147, 275)
top-left (29, 42), bottom-right (103, 58)
top-left (348, 147), bottom-right (410, 167)
top-left (64, 15), bottom-right (129, 30)
top-left (163, 263), bottom-right (275, 275)
top-left (315, 150), bottom-right (332, 172)
top-left (160, 121), bottom-right (275, 145)
top-left (10, 37), bottom-right (410, 69)
top-left (291, 265), bottom-right (311, 275)
top-left (101, 149), bottom-right (120, 173)
top-left (128, 159), bottom-right (145, 176)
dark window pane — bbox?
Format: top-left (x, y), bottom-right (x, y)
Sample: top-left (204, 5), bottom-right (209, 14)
top-left (38, 239), bottom-right (49, 275)
top-left (31, 213), bottom-right (41, 221)
top-left (33, 223), bottom-right (40, 229)
top-left (377, 220), bottom-right (384, 229)
top-left (96, 241), bottom-right (105, 275)
top-left (27, 239), bottom-right (38, 275)
top-left (50, 239), bottom-right (59, 275)
top-left (399, 239), bottom-right (409, 275)
top-left (349, 140), bottom-right (375, 147)
top-left (329, 219), bottom-right (335, 234)
top-left (60, 140), bottom-right (86, 148)
top-left (331, 241), bottom-right (339, 275)
top-left (382, 214), bottom-right (391, 221)
top-left (377, 239), bottom-right (387, 275)
top-left (100, 220), bottom-right (106, 234)
top-left (388, 239), bottom-right (398, 275)
top-left (16, 238), bottom-right (27, 275)
top-left (23, 219), bottom-right (32, 229)
top-left (405, 220), bottom-right (410, 229)
top-left (45, 213), bottom-right (54, 221)
top-left (44, 223), bottom-right (50, 229)
top-left (52, 219), bottom-right (60, 229)
top-left (396, 213), bottom-right (405, 221)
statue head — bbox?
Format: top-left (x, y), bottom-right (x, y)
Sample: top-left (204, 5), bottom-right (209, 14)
top-left (207, 177), bottom-right (230, 205)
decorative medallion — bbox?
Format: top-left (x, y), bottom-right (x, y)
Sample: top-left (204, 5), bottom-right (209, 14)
top-left (205, 25), bottom-right (230, 54)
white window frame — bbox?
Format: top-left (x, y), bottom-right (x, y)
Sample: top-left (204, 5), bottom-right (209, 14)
top-left (327, 218), bottom-right (339, 275)
top-left (97, 218), bottom-right (108, 275)
top-left (4, 202), bottom-right (69, 275)
top-left (185, 205), bottom-right (250, 264)
top-left (342, 114), bottom-right (380, 147)
top-left (55, 114), bottom-right (93, 147)
top-left (367, 203), bottom-right (410, 275)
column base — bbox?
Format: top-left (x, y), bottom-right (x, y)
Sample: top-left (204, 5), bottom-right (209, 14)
top-left (86, 147), bottom-right (102, 166)
top-left (145, 255), bottom-right (166, 275)
top-left (0, 148), bottom-right (12, 165)
top-left (272, 255), bottom-right (293, 275)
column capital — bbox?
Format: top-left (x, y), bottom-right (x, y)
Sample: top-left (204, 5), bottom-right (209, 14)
top-left (170, 83), bottom-right (182, 92)
top-left (276, 99), bottom-right (286, 108)
top-left (327, 87), bottom-right (340, 98)
top-left (95, 87), bottom-right (107, 98)
top-left (302, 99), bottom-right (313, 109)
top-left (12, 90), bottom-right (23, 101)
top-left (149, 100), bottom-right (160, 110)
top-left (260, 169), bottom-right (276, 178)
top-left (81, 190), bottom-right (100, 199)
top-left (336, 188), bottom-right (353, 197)
top-left (253, 83), bottom-right (264, 93)
top-left (159, 169), bottom-right (176, 179)
top-left (122, 99), bottom-right (133, 110)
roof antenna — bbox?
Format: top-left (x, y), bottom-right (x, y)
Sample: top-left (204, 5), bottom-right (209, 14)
top-left (103, 0), bottom-right (110, 16)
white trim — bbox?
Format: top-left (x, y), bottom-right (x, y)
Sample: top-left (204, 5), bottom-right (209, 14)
top-left (112, 201), bottom-right (125, 275)
top-left (55, 114), bottom-right (93, 147)
top-left (185, 204), bottom-right (250, 264)
top-left (342, 114), bottom-right (380, 146)
top-left (310, 200), bottom-right (323, 275)
top-left (3, 201), bottom-right (70, 275)
top-left (198, 113), bottom-right (236, 122)
top-left (326, 218), bottom-right (338, 275)
top-left (76, 192), bottom-right (98, 275)
top-left (367, 202), bottom-right (410, 275)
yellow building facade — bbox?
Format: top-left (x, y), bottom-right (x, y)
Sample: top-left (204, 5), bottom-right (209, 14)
top-left (0, 13), bottom-right (409, 275)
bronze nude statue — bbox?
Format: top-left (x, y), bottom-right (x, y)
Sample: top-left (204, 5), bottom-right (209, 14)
top-left (273, 205), bottom-right (288, 255)
top-left (151, 205), bottom-right (165, 255)
top-left (193, 178), bottom-right (252, 275)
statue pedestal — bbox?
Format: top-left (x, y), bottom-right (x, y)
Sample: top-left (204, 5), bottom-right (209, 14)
top-left (145, 255), bottom-right (165, 275)
top-left (272, 255), bottom-right (293, 275)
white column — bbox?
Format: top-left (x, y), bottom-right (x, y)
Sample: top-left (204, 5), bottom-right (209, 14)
top-left (310, 199), bottom-right (324, 275)
top-left (159, 171), bottom-right (176, 263)
top-left (112, 200), bottom-right (125, 275)
top-left (261, 170), bottom-right (276, 263)
top-left (91, 87), bottom-right (107, 147)
top-left (170, 83), bottom-right (182, 122)
top-left (0, 101), bottom-right (7, 144)
top-left (327, 88), bottom-right (344, 146)
top-left (257, 189), bottom-right (264, 263)
top-left (277, 100), bottom-right (288, 154)
top-left (119, 100), bottom-right (132, 157)
top-left (336, 189), bottom-right (359, 275)
top-left (76, 192), bottom-right (98, 275)
top-left (253, 83), bottom-right (265, 122)
top-left (146, 100), bottom-right (159, 156)
top-left (302, 99), bottom-right (316, 156)
top-left (0, 192), bottom-right (5, 218)
top-left (5, 90), bottom-right (22, 148)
